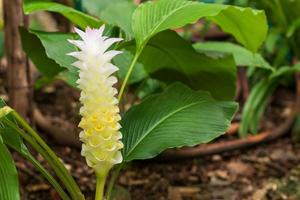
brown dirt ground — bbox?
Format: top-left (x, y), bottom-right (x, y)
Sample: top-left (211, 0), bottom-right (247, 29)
top-left (17, 135), bottom-right (300, 200)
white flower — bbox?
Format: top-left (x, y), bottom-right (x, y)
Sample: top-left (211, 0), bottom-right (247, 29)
top-left (68, 25), bottom-right (123, 174)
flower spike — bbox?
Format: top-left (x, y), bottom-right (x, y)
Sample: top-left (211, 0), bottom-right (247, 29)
top-left (68, 25), bottom-right (123, 175)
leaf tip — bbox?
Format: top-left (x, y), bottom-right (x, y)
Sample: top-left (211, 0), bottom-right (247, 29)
top-left (0, 106), bottom-right (13, 118)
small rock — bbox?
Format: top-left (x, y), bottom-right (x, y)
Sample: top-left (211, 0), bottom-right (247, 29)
top-left (270, 149), bottom-right (294, 161)
top-left (212, 154), bottom-right (222, 161)
top-left (226, 161), bottom-right (254, 177)
top-left (168, 187), bottom-right (182, 200)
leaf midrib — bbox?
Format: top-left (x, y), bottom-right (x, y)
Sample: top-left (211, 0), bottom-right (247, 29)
top-left (125, 100), bottom-right (202, 159)
top-left (137, 0), bottom-right (195, 49)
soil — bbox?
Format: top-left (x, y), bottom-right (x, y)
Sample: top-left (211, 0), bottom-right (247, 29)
top-left (17, 135), bottom-right (300, 200)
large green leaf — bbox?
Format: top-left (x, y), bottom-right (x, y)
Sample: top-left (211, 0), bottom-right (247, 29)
top-left (119, 30), bottom-right (237, 100)
top-left (29, 30), bottom-right (79, 87)
top-left (0, 137), bottom-right (19, 200)
top-left (193, 42), bottom-right (272, 70)
top-left (23, 0), bottom-right (102, 28)
top-left (82, 0), bottom-right (135, 39)
top-left (23, 29), bottom-right (125, 88)
top-left (101, 2), bottom-right (136, 40)
top-left (20, 28), bottom-right (63, 78)
top-left (20, 29), bottom-right (79, 87)
top-left (83, 0), bottom-right (131, 16)
top-left (30, 30), bottom-right (78, 74)
top-left (121, 83), bottom-right (238, 161)
top-left (30, 29), bottom-right (124, 87)
top-left (132, 0), bottom-right (267, 52)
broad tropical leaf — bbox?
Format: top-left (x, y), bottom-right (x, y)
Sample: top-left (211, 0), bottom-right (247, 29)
top-left (30, 30), bottom-right (78, 74)
top-left (132, 0), bottom-right (267, 52)
top-left (23, 0), bottom-right (102, 28)
top-left (82, 0), bottom-right (135, 39)
top-left (22, 29), bottom-right (124, 88)
top-left (193, 42), bottom-right (272, 70)
top-left (118, 30), bottom-right (237, 100)
top-left (83, 0), bottom-right (131, 16)
top-left (20, 28), bottom-right (63, 78)
top-left (20, 29), bottom-right (79, 87)
top-left (101, 2), bottom-right (136, 39)
top-left (121, 83), bottom-right (238, 161)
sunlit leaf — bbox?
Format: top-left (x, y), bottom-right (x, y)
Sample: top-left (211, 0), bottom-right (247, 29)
top-left (101, 2), bottom-right (136, 40)
top-left (132, 0), bottom-right (267, 52)
top-left (23, 0), bottom-right (102, 28)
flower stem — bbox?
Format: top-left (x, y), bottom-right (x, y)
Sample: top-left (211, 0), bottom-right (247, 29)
top-left (95, 172), bottom-right (108, 200)
top-left (118, 50), bottom-right (142, 101)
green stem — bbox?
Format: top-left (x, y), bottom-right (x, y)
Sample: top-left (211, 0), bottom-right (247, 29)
top-left (26, 154), bottom-right (71, 200)
top-left (105, 164), bottom-right (123, 200)
top-left (3, 117), bottom-right (83, 200)
top-left (95, 173), bottom-right (108, 200)
top-left (3, 119), bottom-right (75, 196)
top-left (3, 136), bottom-right (70, 200)
top-left (118, 50), bottom-right (142, 101)
top-left (274, 0), bottom-right (288, 30)
top-left (12, 112), bottom-right (84, 199)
